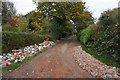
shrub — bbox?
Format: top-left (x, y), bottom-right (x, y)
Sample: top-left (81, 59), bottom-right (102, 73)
top-left (78, 8), bottom-right (120, 64)
top-left (2, 31), bottom-right (52, 53)
top-left (79, 25), bottom-right (97, 44)
top-left (2, 25), bottom-right (17, 32)
top-left (92, 25), bottom-right (119, 62)
top-left (80, 29), bottom-right (92, 44)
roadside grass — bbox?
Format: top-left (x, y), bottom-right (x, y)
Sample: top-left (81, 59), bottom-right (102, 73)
top-left (2, 44), bottom-right (54, 74)
top-left (79, 42), bottom-right (120, 68)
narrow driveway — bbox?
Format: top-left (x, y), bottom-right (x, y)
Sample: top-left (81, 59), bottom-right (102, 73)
top-left (3, 36), bottom-right (92, 78)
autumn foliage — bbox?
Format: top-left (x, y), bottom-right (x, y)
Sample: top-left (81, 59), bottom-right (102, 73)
top-left (6, 18), bottom-right (16, 27)
top-left (6, 16), bottom-right (20, 27)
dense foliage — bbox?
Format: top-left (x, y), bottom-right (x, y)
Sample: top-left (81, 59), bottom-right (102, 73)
top-left (2, 1), bottom-right (94, 53)
top-left (2, 25), bottom-right (17, 32)
top-left (78, 8), bottom-right (120, 65)
top-left (6, 17), bottom-right (17, 27)
top-left (49, 17), bottom-right (74, 40)
top-left (28, 2), bottom-right (94, 39)
top-left (79, 24), bottom-right (97, 44)
top-left (15, 16), bottom-right (29, 32)
top-left (2, 31), bottom-right (52, 53)
top-left (3, 16), bottom-right (30, 32)
top-left (2, 1), bottom-right (94, 40)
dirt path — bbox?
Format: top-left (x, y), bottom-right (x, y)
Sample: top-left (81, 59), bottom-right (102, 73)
top-left (3, 36), bottom-right (92, 78)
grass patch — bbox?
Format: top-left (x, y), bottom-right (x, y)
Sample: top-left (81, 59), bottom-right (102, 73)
top-left (79, 42), bottom-right (120, 68)
top-left (2, 46), bottom-right (51, 74)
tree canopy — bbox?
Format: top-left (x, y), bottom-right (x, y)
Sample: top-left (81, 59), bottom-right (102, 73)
top-left (28, 1), bottom-right (94, 39)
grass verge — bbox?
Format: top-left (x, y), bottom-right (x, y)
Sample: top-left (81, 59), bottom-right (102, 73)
top-left (79, 42), bottom-right (120, 68)
top-left (2, 45), bottom-right (54, 74)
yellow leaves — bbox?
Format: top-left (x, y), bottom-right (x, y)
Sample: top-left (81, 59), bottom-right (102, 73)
top-left (15, 16), bottom-right (29, 32)
top-left (87, 22), bottom-right (90, 24)
top-left (31, 19), bottom-right (45, 33)
top-left (115, 22), bottom-right (119, 27)
top-left (29, 2), bottom-right (93, 34)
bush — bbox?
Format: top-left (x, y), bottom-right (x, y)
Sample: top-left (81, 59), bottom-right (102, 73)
top-left (2, 31), bottom-right (52, 53)
top-left (79, 25), bottom-right (97, 44)
top-left (92, 25), bottom-right (119, 62)
top-left (78, 8), bottom-right (120, 64)
top-left (78, 25), bottom-right (119, 66)
top-left (2, 25), bottom-right (17, 32)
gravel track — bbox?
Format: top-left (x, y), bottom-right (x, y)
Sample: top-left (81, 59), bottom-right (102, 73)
top-left (3, 36), bottom-right (92, 78)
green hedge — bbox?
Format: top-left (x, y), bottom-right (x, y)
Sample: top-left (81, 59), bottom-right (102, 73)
top-left (2, 31), bottom-right (52, 54)
top-left (79, 25), bottom-right (97, 44)
top-left (78, 24), bottom-right (119, 64)
top-left (2, 25), bottom-right (18, 32)
top-left (80, 28), bottom-right (94, 44)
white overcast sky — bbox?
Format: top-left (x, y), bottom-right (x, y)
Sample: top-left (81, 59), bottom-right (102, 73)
top-left (8, 0), bottom-right (119, 19)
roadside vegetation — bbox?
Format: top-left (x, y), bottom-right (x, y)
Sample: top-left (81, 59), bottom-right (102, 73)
top-left (2, 1), bottom-right (93, 72)
top-left (77, 8), bottom-right (120, 68)
top-left (2, 1), bottom-right (94, 53)
top-left (1, 0), bottom-right (119, 71)
top-left (2, 31), bottom-right (52, 53)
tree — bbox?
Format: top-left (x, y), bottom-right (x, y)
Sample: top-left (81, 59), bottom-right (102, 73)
top-left (15, 16), bottom-right (29, 32)
top-left (2, 1), bottom-right (16, 25)
top-left (6, 16), bottom-right (17, 27)
top-left (28, 11), bottom-right (50, 33)
top-left (99, 8), bottom-right (119, 28)
top-left (34, 2), bottom-right (93, 29)
top-left (24, 11), bottom-right (34, 17)
top-left (48, 16), bottom-right (74, 39)
top-left (36, 2), bottom-right (94, 29)
top-left (29, 1), bottom-right (94, 39)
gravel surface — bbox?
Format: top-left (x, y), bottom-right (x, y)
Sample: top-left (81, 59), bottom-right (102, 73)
top-left (3, 37), bottom-right (92, 78)
top-left (0, 41), bottom-right (54, 68)
top-left (2, 36), bottom-right (119, 79)
top-left (73, 46), bottom-right (120, 79)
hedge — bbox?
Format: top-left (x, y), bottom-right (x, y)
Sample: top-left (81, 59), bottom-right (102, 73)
top-left (2, 31), bottom-right (52, 54)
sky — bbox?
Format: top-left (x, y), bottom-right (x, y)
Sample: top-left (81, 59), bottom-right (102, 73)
top-left (9, 0), bottom-right (37, 15)
top-left (8, 0), bottom-right (119, 19)
top-left (85, 0), bottom-right (119, 19)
